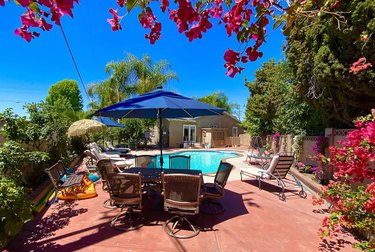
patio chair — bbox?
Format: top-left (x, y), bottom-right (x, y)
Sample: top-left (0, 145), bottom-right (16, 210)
top-left (201, 161), bottom-right (233, 214)
top-left (106, 172), bottom-right (145, 231)
top-left (45, 160), bottom-right (84, 202)
top-left (135, 155), bottom-right (157, 168)
top-left (106, 141), bottom-right (131, 154)
top-left (162, 173), bottom-right (202, 238)
top-left (96, 158), bottom-right (118, 208)
top-left (239, 154), bottom-right (307, 201)
top-left (135, 155), bottom-right (158, 194)
top-left (169, 155), bottom-right (190, 170)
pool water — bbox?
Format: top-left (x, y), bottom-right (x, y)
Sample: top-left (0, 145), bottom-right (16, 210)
top-left (156, 150), bottom-right (239, 173)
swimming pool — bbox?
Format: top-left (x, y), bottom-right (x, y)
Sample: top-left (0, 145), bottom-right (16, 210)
top-left (156, 150), bottom-right (239, 173)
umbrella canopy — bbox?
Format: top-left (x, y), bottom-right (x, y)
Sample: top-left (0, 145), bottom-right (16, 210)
top-left (94, 117), bottom-right (126, 128)
top-left (93, 87), bottom-right (225, 119)
top-left (67, 119), bottom-right (107, 138)
top-left (94, 87), bottom-right (225, 170)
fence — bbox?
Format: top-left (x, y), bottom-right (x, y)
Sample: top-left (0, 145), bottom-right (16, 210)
top-left (239, 128), bottom-right (354, 167)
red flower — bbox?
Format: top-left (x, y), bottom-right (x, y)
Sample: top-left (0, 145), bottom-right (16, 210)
top-left (117, 0), bottom-right (125, 7)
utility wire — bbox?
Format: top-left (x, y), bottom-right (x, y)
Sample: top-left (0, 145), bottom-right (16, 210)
top-left (59, 23), bottom-right (91, 103)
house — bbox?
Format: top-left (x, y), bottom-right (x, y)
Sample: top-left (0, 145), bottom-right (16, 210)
top-left (150, 112), bottom-right (244, 148)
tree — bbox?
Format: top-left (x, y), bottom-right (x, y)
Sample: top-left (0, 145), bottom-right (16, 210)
top-left (243, 59), bottom-right (288, 135)
top-left (132, 54), bottom-right (178, 94)
top-left (46, 79), bottom-right (83, 112)
top-left (273, 85), bottom-right (325, 136)
top-left (197, 92), bottom-right (234, 114)
top-left (88, 58), bottom-right (133, 110)
top-left (88, 53), bottom-right (177, 109)
top-left (6, 0), bottom-right (368, 77)
top-left (285, 0), bottom-right (375, 127)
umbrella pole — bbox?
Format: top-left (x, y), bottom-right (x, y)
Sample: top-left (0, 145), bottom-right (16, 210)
top-left (158, 109), bottom-right (163, 171)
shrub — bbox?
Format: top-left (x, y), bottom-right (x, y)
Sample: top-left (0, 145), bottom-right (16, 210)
top-left (313, 109), bottom-right (375, 250)
top-left (0, 178), bottom-right (33, 248)
top-left (0, 141), bottom-right (49, 186)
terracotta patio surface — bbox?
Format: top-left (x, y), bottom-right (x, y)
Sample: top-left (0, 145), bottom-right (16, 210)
top-left (6, 176), bottom-right (360, 252)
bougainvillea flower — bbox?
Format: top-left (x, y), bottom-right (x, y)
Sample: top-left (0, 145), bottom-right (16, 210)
top-left (14, 26), bottom-right (33, 42)
top-left (107, 8), bottom-right (122, 31)
top-left (17, 0), bottom-right (31, 7)
top-left (349, 57), bottom-right (373, 74)
top-left (161, 0), bottom-right (169, 12)
top-left (117, 0), bottom-right (125, 7)
top-left (21, 11), bottom-right (40, 27)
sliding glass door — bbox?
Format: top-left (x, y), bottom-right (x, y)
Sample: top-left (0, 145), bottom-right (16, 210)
top-left (183, 125), bottom-right (196, 144)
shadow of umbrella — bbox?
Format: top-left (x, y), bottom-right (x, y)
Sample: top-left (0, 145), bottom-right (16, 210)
top-left (67, 119), bottom-right (107, 165)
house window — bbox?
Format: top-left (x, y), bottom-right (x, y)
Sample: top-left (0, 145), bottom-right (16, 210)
top-left (232, 127), bottom-right (238, 137)
top-left (183, 125), bottom-right (196, 143)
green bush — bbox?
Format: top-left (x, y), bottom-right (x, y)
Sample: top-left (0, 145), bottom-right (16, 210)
top-left (0, 141), bottom-right (49, 186)
top-left (0, 178), bottom-right (33, 248)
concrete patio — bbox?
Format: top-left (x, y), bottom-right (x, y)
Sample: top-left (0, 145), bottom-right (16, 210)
top-left (6, 148), bottom-right (361, 251)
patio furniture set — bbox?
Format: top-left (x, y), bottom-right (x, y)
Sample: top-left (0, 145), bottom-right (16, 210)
top-left (46, 155), bottom-right (233, 239)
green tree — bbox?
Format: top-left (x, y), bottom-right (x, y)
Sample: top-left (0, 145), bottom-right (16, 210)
top-left (273, 85), bottom-right (325, 135)
top-left (88, 53), bottom-right (178, 110)
top-left (198, 92), bottom-right (234, 114)
top-left (131, 54), bottom-right (178, 94)
top-left (285, 0), bottom-right (375, 127)
top-left (46, 79), bottom-right (83, 112)
top-left (88, 59), bottom-right (133, 110)
top-left (243, 59), bottom-right (288, 136)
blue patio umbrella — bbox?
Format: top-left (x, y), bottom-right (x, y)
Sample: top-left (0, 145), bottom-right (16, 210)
top-left (94, 117), bottom-right (126, 128)
top-left (94, 87), bottom-right (225, 170)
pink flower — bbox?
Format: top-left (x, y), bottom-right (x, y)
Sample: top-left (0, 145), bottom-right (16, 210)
top-left (349, 57), bottom-right (373, 74)
top-left (14, 26), bottom-right (33, 42)
top-left (107, 8), bottom-right (122, 31)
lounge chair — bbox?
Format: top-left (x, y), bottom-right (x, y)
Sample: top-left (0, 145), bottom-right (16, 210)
top-left (162, 173), bottom-right (202, 238)
top-left (169, 155), bottom-right (190, 170)
top-left (240, 154), bottom-right (307, 201)
top-left (106, 172), bottom-right (145, 231)
top-left (106, 141), bottom-right (131, 154)
top-left (90, 148), bottom-right (133, 170)
top-left (201, 161), bottom-right (233, 214)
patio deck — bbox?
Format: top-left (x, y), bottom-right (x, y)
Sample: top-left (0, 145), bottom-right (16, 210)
top-left (6, 148), bottom-right (360, 251)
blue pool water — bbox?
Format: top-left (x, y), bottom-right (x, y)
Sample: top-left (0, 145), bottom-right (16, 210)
top-left (156, 150), bottom-right (239, 173)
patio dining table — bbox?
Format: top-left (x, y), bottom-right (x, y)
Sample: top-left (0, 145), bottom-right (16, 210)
top-left (121, 167), bottom-right (202, 183)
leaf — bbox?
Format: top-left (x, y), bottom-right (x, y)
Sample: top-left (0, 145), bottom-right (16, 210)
top-left (126, 0), bottom-right (138, 13)
top-left (273, 19), bottom-right (283, 30)
top-left (29, 2), bottom-right (40, 13)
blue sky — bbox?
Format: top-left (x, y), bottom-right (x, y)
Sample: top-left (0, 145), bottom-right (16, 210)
top-left (0, 1), bottom-right (285, 120)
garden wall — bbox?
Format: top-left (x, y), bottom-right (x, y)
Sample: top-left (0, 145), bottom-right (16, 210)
top-left (240, 128), bottom-right (354, 168)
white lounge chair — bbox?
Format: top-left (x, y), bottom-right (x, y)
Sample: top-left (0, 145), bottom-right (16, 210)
top-left (106, 141), bottom-right (131, 154)
top-left (240, 154), bottom-right (306, 201)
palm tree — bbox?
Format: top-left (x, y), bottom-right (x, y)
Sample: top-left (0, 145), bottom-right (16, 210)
top-left (132, 54), bottom-right (178, 94)
top-left (88, 53), bottom-right (178, 109)
top-left (88, 59), bottom-right (133, 110)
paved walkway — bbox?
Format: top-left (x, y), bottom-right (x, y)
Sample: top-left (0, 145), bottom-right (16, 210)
top-left (6, 148), bottom-right (360, 251)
